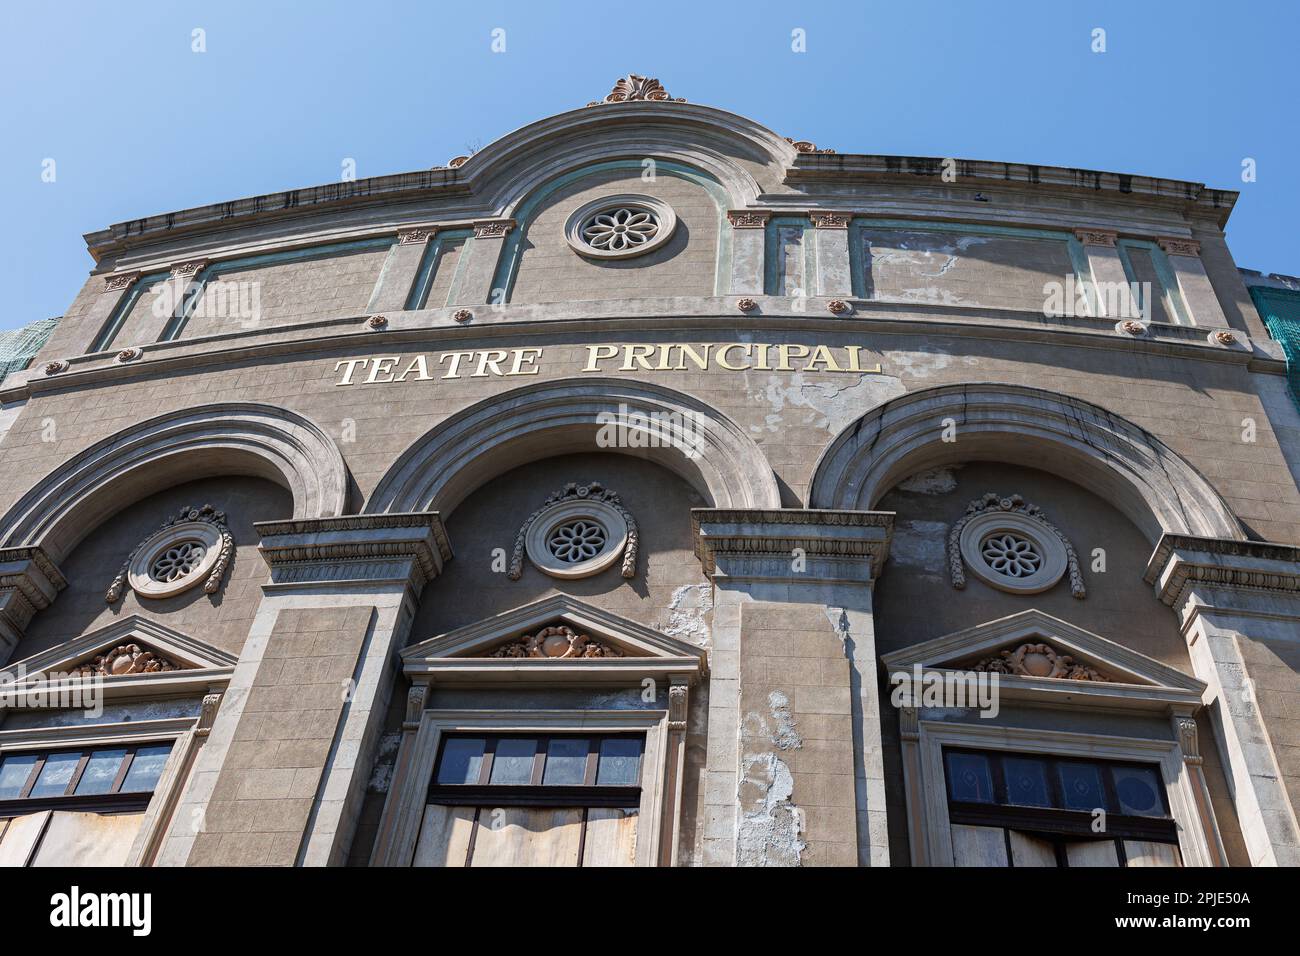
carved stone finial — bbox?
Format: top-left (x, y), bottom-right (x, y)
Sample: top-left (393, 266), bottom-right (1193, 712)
top-left (452, 309), bottom-right (473, 323)
top-left (366, 314), bottom-right (388, 330)
top-left (786, 137), bottom-right (835, 155)
top-left (1119, 320), bottom-right (1147, 337)
top-left (737, 297), bottom-right (757, 312)
top-left (117, 347), bottom-right (142, 363)
top-left (827, 299), bottom-right (851, 315)
top-left (44, 360), bottom-right (69, 375)
top-left (487, 623), bottom-right (625, 659)
top-left (595, 74), bottom-right (685, 104)
top-left (1213, 329), bottom-right (1237, 346)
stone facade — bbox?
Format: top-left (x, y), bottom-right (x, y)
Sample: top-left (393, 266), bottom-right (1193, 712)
top-left (0, 76), bottom-right (1297, 867)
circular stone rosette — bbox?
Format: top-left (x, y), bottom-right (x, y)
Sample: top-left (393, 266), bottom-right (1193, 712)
top-left (126, 520), bottom-right (225, 599)
top-left (958, 511), bottom-right (1067, 594)
top-left (564, 194), bottom-right (678, 260)
top-left (524, 498), bottom-right (630, 579)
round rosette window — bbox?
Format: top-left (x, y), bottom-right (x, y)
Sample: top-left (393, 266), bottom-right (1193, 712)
top-left (564, 194), bottom-right (678, 260)
top-left (126, 520), bottom-right (225, 599)
top-left (958, 511), bottom-right (1067, 595)
top-left (525, 498), bottom-right (630, 579)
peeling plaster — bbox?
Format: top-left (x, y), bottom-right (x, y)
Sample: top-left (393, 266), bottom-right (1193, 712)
top-left (737, 753), bottom-right (805, 866)
top-left (897, 466), bottom-right (960, 495)
top-left (660, 583), bottom-right (713, 646)
top-left (750, 372), bottom-right (905, 435)
top-left (889, 519), bottom-right (949, 573)
top-left (885, 346), bottom-right (980, 380)
top-left (367, 731), bottom-right (402, 794)
top-left (737, 690), bottom-right (805, 865)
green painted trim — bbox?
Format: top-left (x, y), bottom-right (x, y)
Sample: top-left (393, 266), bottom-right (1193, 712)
top-left (847, 217), bottom-right (1091, 301)
top-left (406, 229), bottom-right (473, 310)
top-left (445, 234), bottom-right (477, 307)
top-left (1116, 239), bottom-right (1190, 325)
top-left (765, 216), bottom-right (815, 296)
top-left (490, 160), bottom-right (732, 303)
top-left (1249, 285), bottom-right (1300, 413)
top-left (161, 236), bottom-right (396, 341)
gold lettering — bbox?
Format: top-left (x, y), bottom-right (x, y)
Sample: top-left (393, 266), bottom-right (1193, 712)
top-left (583, 345), bottom-right (618, 372)
top-left (334, 358), bottom-right (368, 386)
top-left (472, 349), bottom-right (510, 377)
top-left (621, 344), bottom-right (657, 371)
top-left (805, 345), bottom-right (844, 373)
top-left (507, 348), bottom-right (543, 375)
top-left (365, 356), bottom-right (398, 383)
top-left (439, 351), bottom-right (475, 379)
top-left (716, 343), bottom-right (752, 370)
top-left (753, 343), bottom-right (772, 370)
top-left (674, 343), bottom-right (711, 371)
top-left (395, 355), bottom-right (432, 382)
top-left (776, 344), bottom-right (810, 371)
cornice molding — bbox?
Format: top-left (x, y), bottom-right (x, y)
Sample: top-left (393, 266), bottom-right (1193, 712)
top-left (255, 511), bottom-right (452, 591)
top-left (692, 508), bottom-right (894, 584)
top-left (1145, 533), bottom-right (1300, 607)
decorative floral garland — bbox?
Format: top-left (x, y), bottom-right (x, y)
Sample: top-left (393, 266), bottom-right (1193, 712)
top-left (508, 482), bottom-right (638, 580)
top-left (488, 624), bottom-right (624, 659)
top-left (106, 504), bottom-right (234, 604)
top-left (947, 493), bottom-right (1086, 599)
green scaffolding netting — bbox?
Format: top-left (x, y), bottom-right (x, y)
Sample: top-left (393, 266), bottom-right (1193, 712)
top-left (1250, 285), bottom-right (1300, 414)
top-left (0, 316), bottom-right (60, 386)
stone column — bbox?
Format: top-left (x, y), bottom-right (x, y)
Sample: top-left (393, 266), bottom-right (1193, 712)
top-left (726, 210), bottom-right (769, 295)
top-left (37, 271), bottom-right (141, 361)
top-left (0, 547), bottom-right (65, 666)
top-left (693, 508), bottom-right (893, 867)
top-left (1158, 238), bottom-right (1230, 328)
top-left (1074, 229), bottom-right (1132, 318)
top-left (156, 512), bottom-right (451, 867)
top-left (808, 211), bottom-right (853, 298)
top-left (448, 219), bottom-right (514, 307)
top-left (366, 228), bottom-right (435, 314)
top-left (1147, 534), bottom-right (1300, 866)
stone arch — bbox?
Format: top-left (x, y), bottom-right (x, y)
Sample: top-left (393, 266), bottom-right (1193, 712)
top-left (365, 377), bottom-right (780, 517)
top-left (809, 383), bottom-right (1242, 545)
top-left (0, 402), bottom-right (349, 563)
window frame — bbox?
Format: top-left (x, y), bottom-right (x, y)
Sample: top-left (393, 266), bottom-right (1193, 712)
top-left (908, 719), bottom-right (1214, 867)
top-left (0, 742), bottom-right (175, 816)
top-left (380, 709), bottom-right (669, 868)
top-left (427, 732), bottom-right (644, 807)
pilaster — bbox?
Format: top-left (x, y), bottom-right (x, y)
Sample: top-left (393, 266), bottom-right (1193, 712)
top-left (808, 211), bottom-right (853, 298)
top-left (157, 512), bottom-right (451, 867)
top-left (366, 228), bottom-right (435, 313)
top-left (1074, 229), bottom-right (1132, 318)
top-left (448, 219), bottom-right (515, 307)
top-left (1147, 533), bottom-right (1300, 866)
top-left (693, 508), bottom-right (893, 867)
top-left (1157, 238), bottom-right (1229, 328)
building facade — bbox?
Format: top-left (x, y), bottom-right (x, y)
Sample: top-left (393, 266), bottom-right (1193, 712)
top-left (1, 74), bottom-right (1299, 867)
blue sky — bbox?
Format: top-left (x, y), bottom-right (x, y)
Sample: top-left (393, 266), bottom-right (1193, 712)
top-left (3, 0), bottom-right (1297, 331)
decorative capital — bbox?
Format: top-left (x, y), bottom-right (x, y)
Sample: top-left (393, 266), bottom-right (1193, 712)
top-left (0, 546), bottom-right (67, 659)
top-left (727, 210), bottom-right (771, 229)
top-left (196, 692), bottom-right (223, 737)
top-left (473, 219), bottom-right (515, 239)
top-left (809, 210), bottom-right (852, 229)
top-left (692, 508), bottom-right (894, 584)
top-left (169, 259), bottom-right (208, 279)
top-left (103, 271), bottom-right (141, 292)
top-left (1174, 715), bottom-right (1200, 763)
top-left (398, 227), bottom-right (435, 245)
top-left (668, 679), bottom-right (689, 731)
top-left (593, 74), bottom-right (685, 105)
top-left (1157, 237), bottom-right (1201, 258)
top-left (1145, 533), bottom-right (1300, 607)
top-left (255, 512), bottom-right (452, 593)
top-left (405, 680), bottom-right (429, 724)
top-left (1074, 229), bottom-right (1118, 247)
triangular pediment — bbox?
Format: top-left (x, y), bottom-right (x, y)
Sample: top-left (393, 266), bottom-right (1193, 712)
top-left (880, 609), bottom-right (1203, 694)
top-left (403, 595), bottom-right (708, 664)
top-left (1, 615), bottom-right (237, 687)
